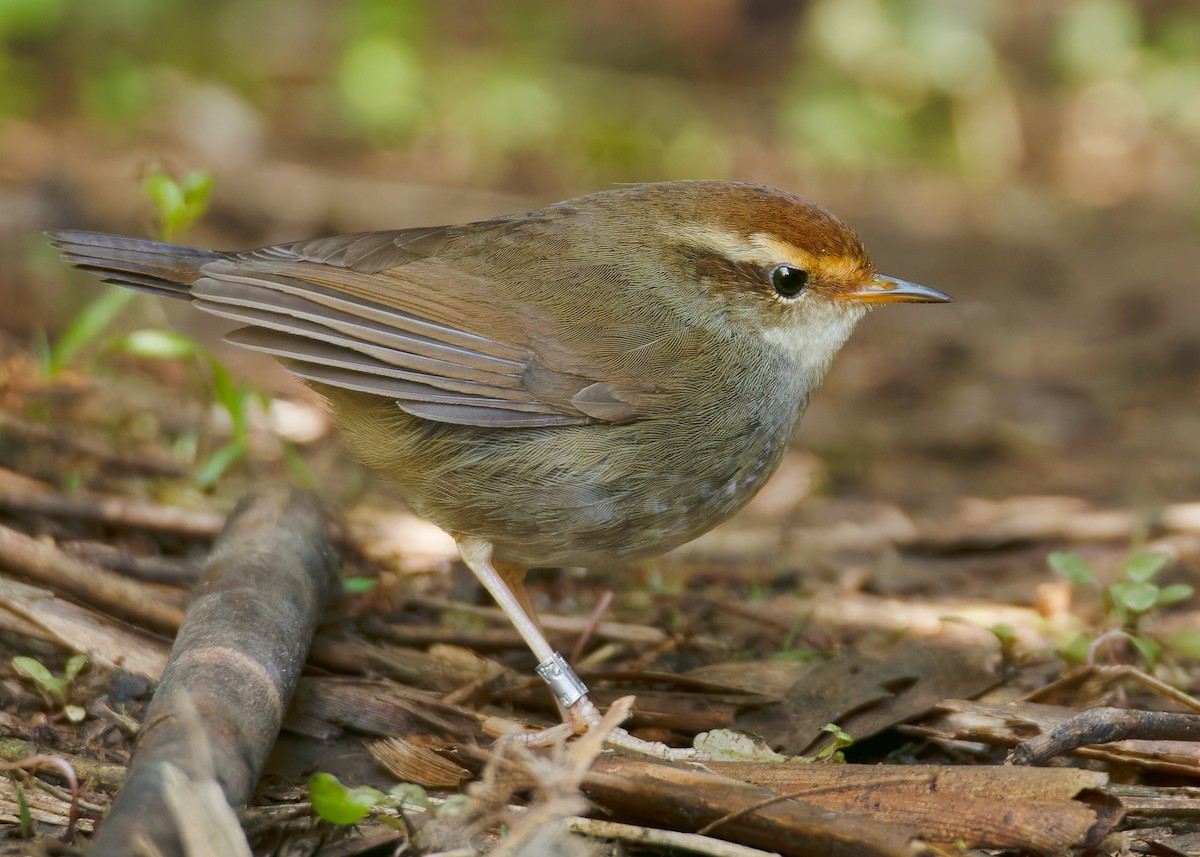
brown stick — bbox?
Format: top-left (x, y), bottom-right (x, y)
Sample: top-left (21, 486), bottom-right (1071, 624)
top-left (1009, 707), bottom-right (1200, 767)
top-left (0, 523), bottom-right (185, 630)
top-left (0, 477), bottom-right (225, 539)
top-left (582, 756), bottom-right (920, 857)
top-left (0, 573), bottom-right (170, 680)
top-left (88, 488), bottom-right (339, 856)
top-left (0, 412), bottom-right (185, 477)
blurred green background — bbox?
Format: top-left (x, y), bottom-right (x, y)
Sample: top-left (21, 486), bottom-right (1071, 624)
top-left (3, 0), bottom-right (1200, 510)
top-left (3, 0), bottom-right (1198, 199)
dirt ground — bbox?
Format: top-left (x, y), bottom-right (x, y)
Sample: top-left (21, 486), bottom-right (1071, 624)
top-left (1, 122), bottom-right (1199, 855)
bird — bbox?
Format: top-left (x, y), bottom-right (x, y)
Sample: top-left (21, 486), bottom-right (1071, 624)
top-left (49, 180), bottom-right (950, 750)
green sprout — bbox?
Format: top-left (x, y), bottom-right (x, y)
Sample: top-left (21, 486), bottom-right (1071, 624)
top-left (43, 168), bottom-right (315, 488)
top-left (813, 723), bottom-right (854, 763)
top-left (109, 328), bottom-right (314, 488)
top-left (309, 772), bottom-right (386, 826)
top-left (12, 654), bottom-right (88, 721)
top-left (308, 773), bottom-right (429, 826)
top-left (1049, 549), bottom-right (1195, 668)
top-left (15, 783), bottom-right (31, 839)
top-left (141, 169), bottom-right (214, 243)
top-left (37, 169), bottom-right (214, 379)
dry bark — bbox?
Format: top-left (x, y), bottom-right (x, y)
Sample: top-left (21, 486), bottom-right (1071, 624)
top-left (88, 488), bottom-right (339, 856)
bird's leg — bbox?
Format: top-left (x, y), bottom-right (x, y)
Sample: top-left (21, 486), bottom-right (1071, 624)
top-left (456, 536), bottom-right (697, 760)
top-left (456, 537), bottom-right (595, 735)
top-left (491, 557), bottom-right (599, 733)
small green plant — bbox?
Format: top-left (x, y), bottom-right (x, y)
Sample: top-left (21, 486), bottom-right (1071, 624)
top-left (141, 168), bottom-right (214, 242)
top-left (43, 168), bottom-right (311, 487)
top-left (12, 654), bottom-right (88, 721)
top-left (770, 621), bottom-right (821, 661)
top-left (308, 773), bottom-right (429, 826)
top-left (35, 287), bottom-right (137, 378)
top-left (1050, 550), bottom-right (1196, 668)
top-left (341, 576), bottom-right (378, 594)
top-left (37, 169), bottom-right (214, 379)
top-left (110, 328), bottom-right (314, 488)
top-left (309, 772), bottom-right (386, 826)
top-left (15, 783), bottom-right (32, 838)
top-left (989, 623), bottom-right (1019, 666)
top-left (813, 722), bottom-right (854, 763)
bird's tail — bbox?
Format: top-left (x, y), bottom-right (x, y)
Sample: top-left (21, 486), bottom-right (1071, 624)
top-left (47, 231), bottom-right (224, 299)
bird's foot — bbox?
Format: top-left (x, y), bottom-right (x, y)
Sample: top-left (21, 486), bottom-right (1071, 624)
top-left (502, 694), bottom-right (697, 761)
top-left (485, 650), bottom-right (697, 760)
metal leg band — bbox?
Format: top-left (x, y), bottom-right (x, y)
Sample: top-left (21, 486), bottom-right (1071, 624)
top-left (535, 651), bottom-right (588, 708)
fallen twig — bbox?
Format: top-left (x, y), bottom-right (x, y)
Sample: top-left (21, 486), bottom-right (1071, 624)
top-left (1010, 707), bottom-right (1200, 766)
top-left (0, 574), bottom-right (170, 679)
top-left (0, 522), bottom-right (185, 630)
top-left (565, 817), bottom-right (781, 857)
top-left (0, 411), bottom-right (185, 477)
top-left (88, 488), bottom-right (339, 856)
top-left (0, 752), bottom-right (80, 839)
top-left (0, 477), bottom-right (225, 539)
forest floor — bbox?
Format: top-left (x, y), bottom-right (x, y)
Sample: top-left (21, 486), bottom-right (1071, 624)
top-left (1, 127), bottom-right (1199, 856)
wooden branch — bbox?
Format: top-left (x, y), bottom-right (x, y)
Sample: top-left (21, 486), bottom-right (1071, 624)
top-left (582, 756), bottom-right (919, 857)
top-left (908, 698), bottom-right (1200, 777)
top-left (61, 540), bottom-right (202, 586)
top-left (0, 475), bottom-right (225, 539)
top-left (1010, 707), bottom-right (1200, 766)
top-left (0, 524), bottom-right (185, 630)
top-left (88, 488), bottom-right (339, 856)
top-left (0, 574), bottom-right (169, 679)
top-left (0, 412), bottom-right (185, 477)
top-left (705, 762), bottom-right (1116, 853)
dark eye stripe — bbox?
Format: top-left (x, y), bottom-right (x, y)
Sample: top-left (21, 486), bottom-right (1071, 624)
top-left (771, 265), bottom-right (808, 298)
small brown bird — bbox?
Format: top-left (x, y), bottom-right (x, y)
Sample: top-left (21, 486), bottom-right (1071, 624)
top-left (50, 181), bottom-right (949, 748)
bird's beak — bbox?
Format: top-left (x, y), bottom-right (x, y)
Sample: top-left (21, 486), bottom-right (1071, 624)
top-left (838, 274), bottom-right (952, 304)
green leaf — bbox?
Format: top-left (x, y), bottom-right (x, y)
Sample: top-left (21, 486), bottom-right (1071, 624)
top-left (387, 782), bottom-right (429, 810)
top-left (814, 723), bottom-right (853, 762)
top-left (281, 439), bottom-right (318, 488)
top-left (434, 794), bottom-right (469, 817)
top-left (769, 648), bottom-right (822, 661)
top-left (12, 656), bottom-right (54, 685)
top-left (1164, 627), bottom-right (1200, 659)
top-left (205, 356), bottom-right (250, 437)
top-left (49, 287), bottom-right (138, 374)
top-left (16, 783), bottom-right (31, 838)
top-left (308, 772), bottom-right (385, 826)
top-left (182, 170), bottom-right (215, 210)
top-left (990, 623), bottom-right (1017, 645)
top-left (143, 172), bottom-right (184, 224)
top-left (820, 722), bottom-right (853, 747)
top-left (1109, 581), bottom-right (1160, 615)
top-left (1048, 551), bottom-right (1097, 586)
top-left (341, 577), bottom-right (378, 594)
top-left (1058, 632), bottom-right (1094, 664)
top-left (12, 656), bottom-right (68, 703)
top-left (1122, 551), bottom-right (1170, 583)
top-left (194, 439), bottom-right (246, 488)
top-left (143, 169), bottom-right (215, 241)
top-left (113, 329), bottom-right (199, 360)
top-left (1128, 634), bottom-right (1161, 668)
top-left (1155, 583), bottom-right (1194, 607)
top-left (63, 654), bottom-right (88, 682)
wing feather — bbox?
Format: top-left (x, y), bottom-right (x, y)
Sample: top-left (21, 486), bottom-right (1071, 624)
top-left (180, 223), bottom-right (655, 427)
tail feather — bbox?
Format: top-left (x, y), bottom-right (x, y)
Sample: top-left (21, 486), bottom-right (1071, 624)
top-left (47, 230), bottom-right (224, 299)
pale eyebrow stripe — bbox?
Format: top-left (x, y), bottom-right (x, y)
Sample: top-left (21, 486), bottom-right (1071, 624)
top-left (671, 224), bottom-right (862, 278)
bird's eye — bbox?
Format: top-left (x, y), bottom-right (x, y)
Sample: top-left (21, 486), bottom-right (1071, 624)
top-left (771, 265), bottom-right (808, 299)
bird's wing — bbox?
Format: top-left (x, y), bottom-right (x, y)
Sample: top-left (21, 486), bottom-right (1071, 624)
top-left (190, 224), bottom-right (657, 427)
